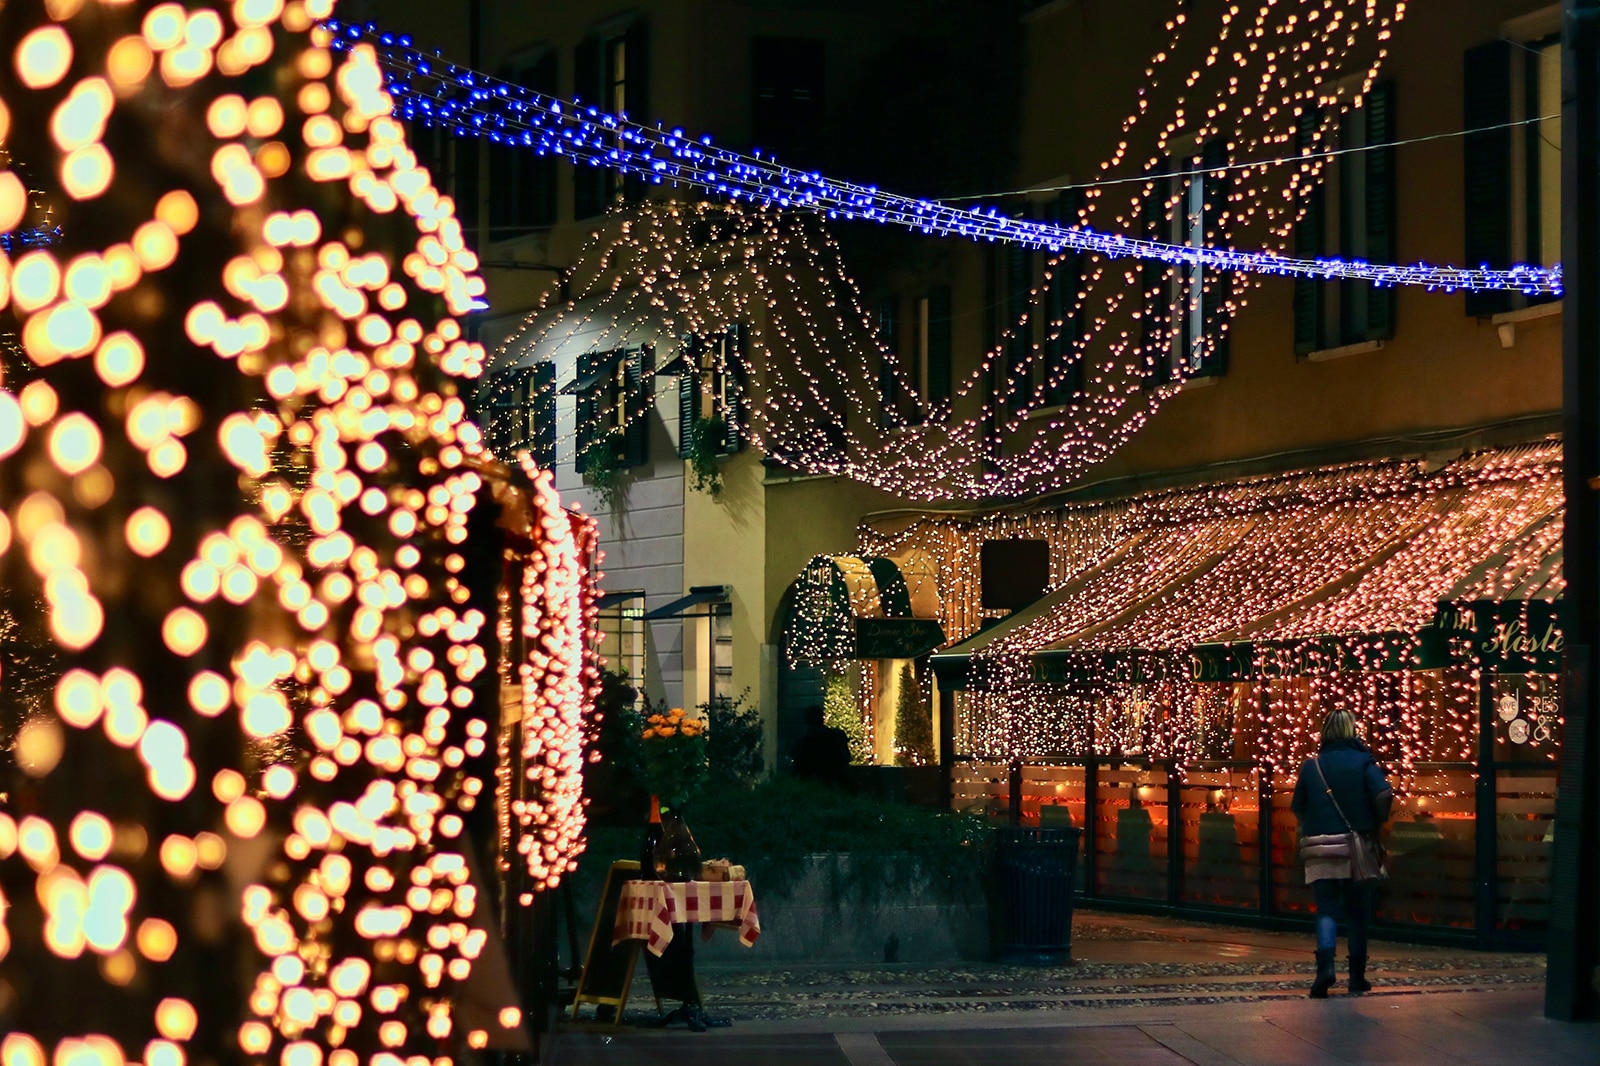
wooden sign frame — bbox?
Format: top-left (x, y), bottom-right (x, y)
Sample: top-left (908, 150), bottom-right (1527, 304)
top-left (570, 860), bottom-right (648, 1021)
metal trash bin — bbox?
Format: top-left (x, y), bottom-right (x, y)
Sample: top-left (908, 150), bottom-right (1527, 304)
top-left (994, 826), bottom-right (1082, 965)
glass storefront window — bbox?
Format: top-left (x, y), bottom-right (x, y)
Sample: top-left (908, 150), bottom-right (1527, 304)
top-left (1494, 767), bottom-right (1557, 934)
top-left (1093, 761), bottom-right (1169, 900)
top-left (1377, 765), bottom-right (1476, 929)
top-left (1179, 763), bottom-right (1260, 910)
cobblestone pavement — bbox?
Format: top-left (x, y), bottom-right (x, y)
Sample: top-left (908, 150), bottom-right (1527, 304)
top-left (585, 912), bottom-right (1545, 1026)
top-left (557, 912), bottom-right (1594, 1065)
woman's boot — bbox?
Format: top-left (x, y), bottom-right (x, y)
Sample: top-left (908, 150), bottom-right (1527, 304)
top-left (1348, 954), bottom-right (1371, 994)
top-left (1309, 948), bottom-right (1336, 998)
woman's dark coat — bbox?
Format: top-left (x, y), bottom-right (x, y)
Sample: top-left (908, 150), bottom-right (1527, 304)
top-left (1291, 737), bottom-right (1394, 834)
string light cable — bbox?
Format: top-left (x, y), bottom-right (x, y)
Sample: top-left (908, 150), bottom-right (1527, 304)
top-left (323, 18), bottom-right (1560, 296)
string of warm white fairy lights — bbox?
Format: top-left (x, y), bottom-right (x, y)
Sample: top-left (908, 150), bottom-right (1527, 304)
top-left (460, 1), bottom-right (1475, 501)
top-left (322, 10), bottom-right (1558, 295)
top-left (0, 0), bottom-right (598, 1059)
top-left (858, 443), bottom-right (1561, 788)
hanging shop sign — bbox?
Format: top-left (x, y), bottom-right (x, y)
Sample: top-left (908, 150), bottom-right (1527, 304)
top-left (1463, 600), bottom-right (1565, 675)
top-left (856, 617), bottom-right (948, 660)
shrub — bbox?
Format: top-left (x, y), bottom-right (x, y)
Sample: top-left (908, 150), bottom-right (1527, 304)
top-left (705, 691), bottom-right (763, 784)
top-left (892, 662), bottom-right (934, 766)
top-left (823, 671), bottom-right (872, 764)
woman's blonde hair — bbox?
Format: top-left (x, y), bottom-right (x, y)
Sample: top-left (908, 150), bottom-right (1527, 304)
top-left (1321, 709), bottom-right (1358, 745)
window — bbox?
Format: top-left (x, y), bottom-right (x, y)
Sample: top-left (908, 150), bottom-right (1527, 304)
top-left (1145, 139), bottom-right (1231, 379)
top-left (574, 21), bottom-right (650, 219)
top-left (480, 362), bottom-right (555, 467)
top-left (878, 290), bottom-right (951, 427)
top-left (1042, 189), bottom-right (1086, 405)
top-left (1463, 30), bottom-right (1560, 318)
top-left (1293, 82), bottom-right (1397, 354)
top-left (877, 296), bottom-right (904, 428)
top-left (489, 52), bottom-right (558, 238)
top-left (676, 326), bottom-right (748, 458)
top-left (1005, 208), bottom-right (1033, 413)
top-left (569, 346), bottom-right (651, 473)
top-left (752, 37), bottom-right (825, 163)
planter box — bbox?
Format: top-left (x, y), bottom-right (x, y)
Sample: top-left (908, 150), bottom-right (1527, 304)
top-left (693, 853), bottom-right (990, 966)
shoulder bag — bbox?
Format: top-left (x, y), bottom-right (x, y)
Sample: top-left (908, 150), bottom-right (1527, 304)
top-left (1307, 755), bottom-right (1388, 881)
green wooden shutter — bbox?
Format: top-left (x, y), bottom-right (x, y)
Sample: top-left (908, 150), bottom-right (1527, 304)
top-left (677, 335), bottom-right (698, 459)
top-left (1196, 137), bottom-right (1231, 377)
top-left (877, 297), bottom-right (899, 428)
top-left (1363, 81), bottom-right (1398, 340)
top-left (623, 346), bottom-right (650, 468)
top-left (1293, 109), bottom-right (1325, 355)
top-left (1006, 206), bottom-right (1032, 412)
top-left (573, 352), bottom-right (597, 473)
top-left (532, 361), bottom-right (556, 469)
top-left (1463, 41), bottom-right (1513, 317)
top-left (623, 21), bottom-right (650, 203)
top-left (573, 36), bottom-right (604, 219)
top-left (728, 324), bottom-right (750, 452)
top-left (1141, 160), bottom-right (1170, 375)
top-left (925, 285), bottom-right (952, 415)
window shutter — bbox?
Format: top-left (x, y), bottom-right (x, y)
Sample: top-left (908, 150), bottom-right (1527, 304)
top-left (1006, 206), bottom-right (1032, 412)
top-left (573, 36), bottom-right (604, 219)
top-left (1141, 160), bottom-right (1171, 374)
top-left (725, 324), bottom-right (749, 452)
top-left (1360, 81), bottom-right (1398, 340)
top-left (623, 20), bottom-right (650, 203)
top-left (623, 346), bottom-right (650, 468)
top-left (926, 284), bottom-right (953, 414)
top-left (677, 335), bottom-right (699, 459)
top-left (1045, 189), bottom-right (1084, 404)
top-left (1463, 41), bottom-right (1513, 317)
top-left (1192, 138), bottom-right (1231, 378)
top-left (573, 356), bottom-right (596, 474)
top-left (1292, 109), bottom-right (1325, 355)
top-left (532, 361), bottom-right (556, 469)
top-left (877, 296), bottom-right (900, 428)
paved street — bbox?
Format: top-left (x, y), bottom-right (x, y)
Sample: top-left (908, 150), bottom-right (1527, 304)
top-left (558, 911), bottom-right (1599, 1064)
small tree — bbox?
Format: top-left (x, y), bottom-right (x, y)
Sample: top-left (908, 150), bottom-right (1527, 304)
top-left (824, 670), bottom-right (871, 764)
top-left (893, 662), bottom-right (934, 766)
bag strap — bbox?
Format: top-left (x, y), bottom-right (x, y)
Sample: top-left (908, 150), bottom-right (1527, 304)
top-left (1312, 756), bottom-right (1356, 833)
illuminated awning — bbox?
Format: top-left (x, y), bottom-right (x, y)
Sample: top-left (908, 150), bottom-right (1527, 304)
top-left (784, 552), bottom-right (946, 664)
top-left (931, 442), bottom-right (1564, 690)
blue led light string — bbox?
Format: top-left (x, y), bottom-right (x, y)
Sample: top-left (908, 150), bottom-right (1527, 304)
top-left (323, 20), bottom-right (1562, 297)
top-left (0, 224), bottom-right (61, 253)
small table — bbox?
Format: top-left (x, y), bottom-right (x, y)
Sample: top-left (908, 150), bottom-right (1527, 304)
top-left (613, 879), bottom-right (761, 1031)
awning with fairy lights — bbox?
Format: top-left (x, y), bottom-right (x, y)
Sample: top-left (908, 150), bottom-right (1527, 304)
top-left (931, 443), bottom-right (1564, 690)
top-left (785, 552), bottom-right (946, 665)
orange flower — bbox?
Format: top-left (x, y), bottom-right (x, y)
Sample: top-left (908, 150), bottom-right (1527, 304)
top-left (656, 725), bottom-right (676, 737)
top-left (669, 708), bottom-right (686, 720)
top-left (642, 727), bottom-right (658, 739)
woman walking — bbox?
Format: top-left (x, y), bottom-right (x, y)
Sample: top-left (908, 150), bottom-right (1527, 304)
top-left (1292, 709), bottom-right (1393, 998)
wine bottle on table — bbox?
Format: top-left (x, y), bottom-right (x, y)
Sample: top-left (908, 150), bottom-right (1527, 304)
top-left (640, 795), bottom-right (663, 879)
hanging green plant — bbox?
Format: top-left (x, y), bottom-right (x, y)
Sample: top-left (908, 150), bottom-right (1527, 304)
top-left (581, 430), bottom-right (627, 510)
top-left (576, 428), bottom-right (624, 505)
top-left (687, 415), bottom-right (727, 498)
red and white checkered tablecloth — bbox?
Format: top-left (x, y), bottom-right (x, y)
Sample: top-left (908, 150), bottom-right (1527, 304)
top-left (612, 880), bottom-right (761, 957)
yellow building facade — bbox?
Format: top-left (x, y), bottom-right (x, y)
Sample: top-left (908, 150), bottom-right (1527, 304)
top-left (371, 0), bottom-right (1566, 772)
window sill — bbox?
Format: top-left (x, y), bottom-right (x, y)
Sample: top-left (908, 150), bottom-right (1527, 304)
top-left (1176, 374), bottom-right (1219, 390)
top-left (1305, 339), bottom-right (1384, 363)
top-left (1490, 301), bottom-right (1562, 348)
